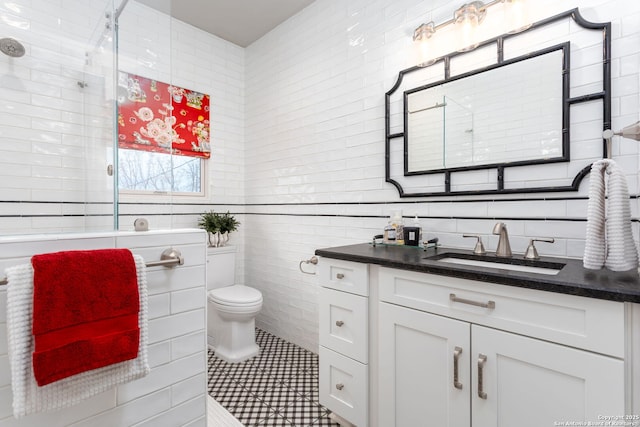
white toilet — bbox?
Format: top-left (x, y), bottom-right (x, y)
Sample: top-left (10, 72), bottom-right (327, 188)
top-left (207, 245), bottom-right (263, 363)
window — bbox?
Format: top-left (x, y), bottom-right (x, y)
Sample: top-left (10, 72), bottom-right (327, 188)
top-left (118, 149), bottom-right (202, 193)
top-left (116, 71), bottom-right (210, 195)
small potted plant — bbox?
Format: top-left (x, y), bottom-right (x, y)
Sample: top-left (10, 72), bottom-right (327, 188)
top-left (198, 210), bottom-right (239, 247)
top-left (198, 210), bottom-right (220, 247)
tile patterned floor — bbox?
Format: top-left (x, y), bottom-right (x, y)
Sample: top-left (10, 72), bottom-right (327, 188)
top-left (208, 329), bottom-right (339, 427)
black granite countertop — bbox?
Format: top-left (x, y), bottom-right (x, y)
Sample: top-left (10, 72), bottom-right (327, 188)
top-left (315, 243), bottom-right (640, 303)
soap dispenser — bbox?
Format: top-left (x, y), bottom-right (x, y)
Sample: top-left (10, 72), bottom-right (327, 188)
top-left (412, 213), bottom-right (422, 242)
top-left (392, 211), bottom-right (404, 245)
top-left (383, 220), bottom-right (396, 244)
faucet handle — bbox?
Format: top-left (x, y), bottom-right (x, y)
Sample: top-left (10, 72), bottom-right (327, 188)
top-left (524, 238), bottom-right (555, 260)
top-left (463, 234), bottom-right (486, 255)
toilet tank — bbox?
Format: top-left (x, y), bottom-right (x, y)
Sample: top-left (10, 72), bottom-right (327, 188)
top-left (207, 245), bottom-right (237, 290)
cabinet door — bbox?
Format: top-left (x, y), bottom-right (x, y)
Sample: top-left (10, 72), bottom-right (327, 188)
top-left (471, 325), bottom-right (625, 427)
top-left (379, 302), bottom-right (470, 427)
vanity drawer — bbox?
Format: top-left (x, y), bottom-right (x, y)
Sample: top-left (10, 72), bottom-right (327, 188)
top-left (319, 258), bottom-right (369, 296)
top-left (319, 346), bottom-right (368, 427)
top-left (320, 287), bottom-right (368, 363)
top-left (378, 267), bottom-right (625, 358)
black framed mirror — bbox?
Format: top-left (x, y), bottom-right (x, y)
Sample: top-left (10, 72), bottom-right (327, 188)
top-left (405, 44), bottom-right (567, 174)
top-left (385, 8), bottom-right (610, 197)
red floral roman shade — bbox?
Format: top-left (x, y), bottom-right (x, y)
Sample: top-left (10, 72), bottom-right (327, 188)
top-left (117, 71), bottom-right (211, 159)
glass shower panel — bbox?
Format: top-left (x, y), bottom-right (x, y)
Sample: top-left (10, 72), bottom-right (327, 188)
top-left (0, 0), bottom-right (117, 235)
top-left (82, 1), bottom-right (118, 232)
top-left (116, 0), bottom-right (175, 230)
top-left (443, 95), bottom-right (474, 168)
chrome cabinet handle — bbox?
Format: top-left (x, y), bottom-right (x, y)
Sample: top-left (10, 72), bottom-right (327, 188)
top-left (335, 320), bottom-right (344, 327)
top-left (453, 346), bottom-right (463, 390)
top-left (336, 273), bottom-right (345, 279)
top-left (335, 383), bottom-right (344, 390)
top-left (450, 293), bottom-right (495, 310)
top-left (478, 354), bottom-right (488, 399)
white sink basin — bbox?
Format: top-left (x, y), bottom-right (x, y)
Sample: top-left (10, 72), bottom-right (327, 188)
top-left (436, 256), bottom-right (562, 276)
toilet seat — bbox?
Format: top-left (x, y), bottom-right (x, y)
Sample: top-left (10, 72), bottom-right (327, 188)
top-left (208, 285), bottom-right (262, 307)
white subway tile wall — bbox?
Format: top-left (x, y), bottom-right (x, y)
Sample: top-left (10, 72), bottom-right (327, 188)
top-left (116, 1), bottom-right (248, 286)
top-left (0, 229), bottom-right (207, 426)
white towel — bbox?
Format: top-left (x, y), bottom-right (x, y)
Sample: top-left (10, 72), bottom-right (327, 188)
top-left (583, 159), bottom-right (639, 271)
top-left (5, 254), bottom-right (149, 418)
top-left (583, 161), bottom-right (608, 269)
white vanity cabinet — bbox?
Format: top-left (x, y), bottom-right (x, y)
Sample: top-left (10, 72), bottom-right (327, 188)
top-left (378, 267), bottom-right (626, 427)
top-left (318, 259), bottom-right (369, 427)
top-left (316, 253), bottom-right (638, 427)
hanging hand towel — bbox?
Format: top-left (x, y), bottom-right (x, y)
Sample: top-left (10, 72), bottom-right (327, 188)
top-left (584, 161), bottom-right (608, 269)
top-left (583, 159), bottom-right (639, 271)
top-left (5, 251), bottom-right (149, 418)
top-left (31, 249), bottom-right (140, 386)
top-left (603, 161), bottom-right (639, 271)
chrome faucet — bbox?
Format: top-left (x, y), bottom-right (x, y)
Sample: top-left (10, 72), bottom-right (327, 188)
top-left (492, 222), bottom-right (512, 257)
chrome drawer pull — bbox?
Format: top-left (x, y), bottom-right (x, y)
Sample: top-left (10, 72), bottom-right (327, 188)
top-left (335, 320), bottom-right (344, 327)
top-left (453, 346), bottom-right (463, 390)
top-left (450, 293), bottom-right (496, 309)
top-left (336, 383), bottom-right (344, 390)
top-left (478, 354), bottom-right (488, 399)
top-left (336, 273), bottom-right (345, 279)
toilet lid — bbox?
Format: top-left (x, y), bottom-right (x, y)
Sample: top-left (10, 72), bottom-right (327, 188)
top-left (208, 285), bottom-right (262, 306)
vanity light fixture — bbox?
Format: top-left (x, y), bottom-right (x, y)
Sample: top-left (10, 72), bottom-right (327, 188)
top-left (602, 121), bottom-right (640, 159)
top-left (503, 0), bottom-right (532, 33)
top-left (454, 1), bottom-right (486, 51)
top-left (412, 0), bottom-right (530, 66)
top-left (413, 22), bottom-right (436, 67)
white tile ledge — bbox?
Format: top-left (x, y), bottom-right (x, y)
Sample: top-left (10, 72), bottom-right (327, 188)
top-left (0, 229), bottom-right (205, 244)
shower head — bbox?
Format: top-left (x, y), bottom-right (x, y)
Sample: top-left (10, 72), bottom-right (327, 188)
top-left (0, 37), bottom-right (25, 58)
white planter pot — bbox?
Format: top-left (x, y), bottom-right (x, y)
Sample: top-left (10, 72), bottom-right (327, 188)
top-left (208, 232), bottom-right (229, 247)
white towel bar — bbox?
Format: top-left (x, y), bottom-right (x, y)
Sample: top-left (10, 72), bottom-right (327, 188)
top-left (0, 247), bottom-right (183, 286)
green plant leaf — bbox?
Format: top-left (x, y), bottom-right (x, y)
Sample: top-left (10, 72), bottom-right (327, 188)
top-left (198, 210), bottom-right (239, 234)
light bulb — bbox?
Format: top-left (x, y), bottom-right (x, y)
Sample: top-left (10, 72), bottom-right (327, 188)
top-left (454, 2), bottom-right (486, 52)
top-left (413, 22), bottom-right (436, 67)
top-left (504, 0), bottom-right (531, 33)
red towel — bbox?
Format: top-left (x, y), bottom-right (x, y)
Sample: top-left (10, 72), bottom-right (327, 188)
top-left (31, 249), bottom-right (140, 386)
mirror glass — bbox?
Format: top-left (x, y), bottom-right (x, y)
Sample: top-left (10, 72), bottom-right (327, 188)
top-left (406, 49), bottom-right (563, 172)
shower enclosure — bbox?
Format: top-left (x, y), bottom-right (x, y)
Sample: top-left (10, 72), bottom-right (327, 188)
top-left (0, 0), bottom-right (184, 236)
top-left (407, 95), bottom-right (474, 171)
top-left (0, 0), bottom-right (116, 234)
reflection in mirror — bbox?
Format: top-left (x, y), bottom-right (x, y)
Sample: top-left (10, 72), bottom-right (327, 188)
top-left (406, 48), bottom-right (564, 173)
